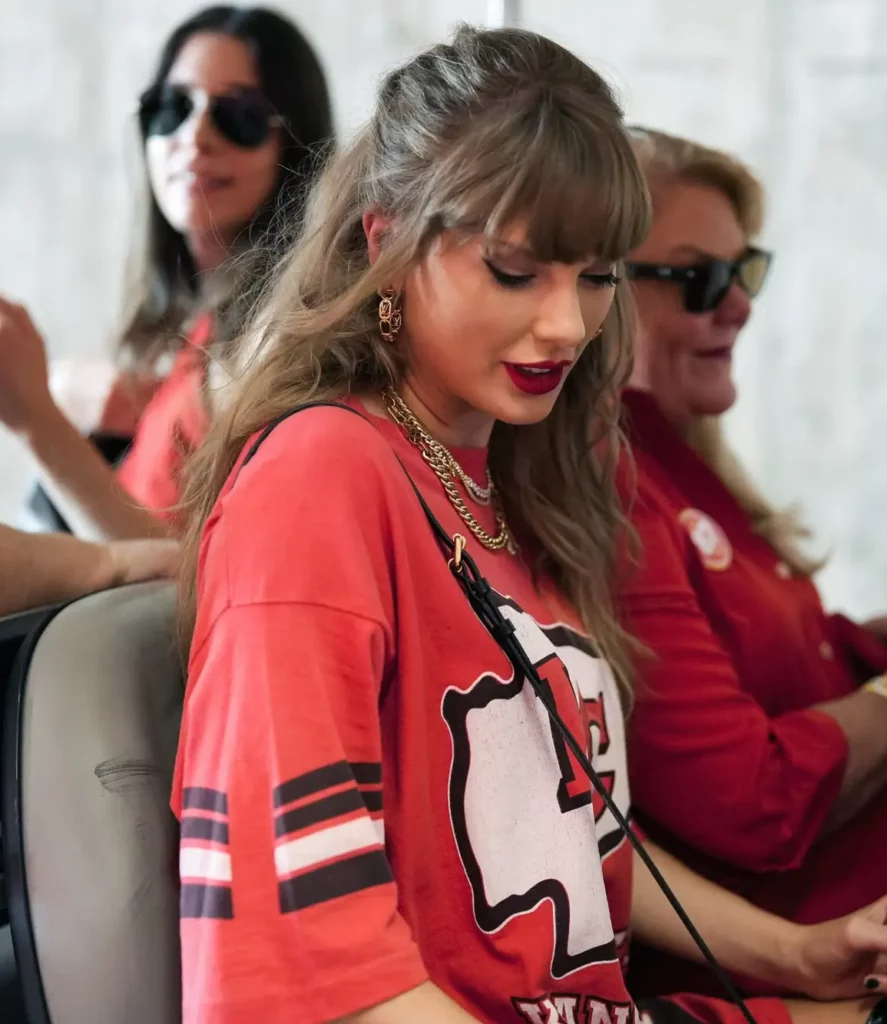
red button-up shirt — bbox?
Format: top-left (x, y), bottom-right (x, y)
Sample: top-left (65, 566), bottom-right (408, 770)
top-left (618, 388), bottom-right (887, 995)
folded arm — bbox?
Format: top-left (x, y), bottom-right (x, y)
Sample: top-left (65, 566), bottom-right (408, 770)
top-left (621, 502), bottom-right (885, 870)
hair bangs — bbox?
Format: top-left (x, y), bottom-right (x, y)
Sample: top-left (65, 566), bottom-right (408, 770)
top-left (444, 101), bottom-right (651, 265)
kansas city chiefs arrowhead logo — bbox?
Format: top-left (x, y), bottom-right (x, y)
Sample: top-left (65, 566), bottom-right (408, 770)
top-left (441, 594), bottom-right (629, 979)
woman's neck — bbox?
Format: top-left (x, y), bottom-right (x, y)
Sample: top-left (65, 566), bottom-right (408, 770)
top-left (399, 378), bottom-right (494, 449)
top-left (626, 383), bottom-right (693, 438)
top-left (362, 381), bottom-right (494, 449)
top-left (187, 230), bottom-right (234, 276)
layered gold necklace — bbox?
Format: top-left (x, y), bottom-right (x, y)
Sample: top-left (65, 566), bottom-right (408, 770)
top-left (382, 388), bottom-right (516, 554)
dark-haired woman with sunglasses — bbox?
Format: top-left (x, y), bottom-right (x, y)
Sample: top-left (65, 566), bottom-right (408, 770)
top-left (615, 128), bottom-right (887, 1000)
top-left (0, 6), bottom-right (333, 539)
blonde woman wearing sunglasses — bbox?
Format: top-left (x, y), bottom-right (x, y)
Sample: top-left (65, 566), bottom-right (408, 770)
top-left (618, 128), bottom-right (887, 1001)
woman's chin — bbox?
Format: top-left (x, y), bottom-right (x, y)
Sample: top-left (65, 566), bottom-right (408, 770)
top-left (488, 390), bottom-right (562, 428)
top-left (691, 382), bottom-right (737, 418)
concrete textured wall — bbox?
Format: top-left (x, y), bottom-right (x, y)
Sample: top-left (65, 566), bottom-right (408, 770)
top-left (2, 0), bottom-right (886, 619)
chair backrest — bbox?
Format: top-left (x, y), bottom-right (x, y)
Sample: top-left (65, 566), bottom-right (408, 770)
top-left (2, 582), bottom-right (183, 1024)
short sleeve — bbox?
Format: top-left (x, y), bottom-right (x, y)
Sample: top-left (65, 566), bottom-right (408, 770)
top-left (173, 410), bottom-right (428, 1023)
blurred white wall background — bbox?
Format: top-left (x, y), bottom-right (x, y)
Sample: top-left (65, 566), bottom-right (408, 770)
top-left (1, 0), bottom-right (885, 618)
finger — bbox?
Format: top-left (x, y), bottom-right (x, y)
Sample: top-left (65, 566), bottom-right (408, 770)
top-left (866, 895), bottom-right (887, 923)
top-left (0, 310), bottom-right (21, 335)
top-left (1, 302), bottom-right (41, 338)
top-left (0, 304), bottom-right (24, 331)
top-left (12, 306), bottom-right (35, 331)
top-left (0, 296), bottom-right (23, 319)
top-left (863, 974), bottom-right (887, 993)
top-left (846, 914), bottom-right (887, 952)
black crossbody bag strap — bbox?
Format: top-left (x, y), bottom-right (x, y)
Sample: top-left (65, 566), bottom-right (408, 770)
top-left (240, 401), bottom-right (758, 1024)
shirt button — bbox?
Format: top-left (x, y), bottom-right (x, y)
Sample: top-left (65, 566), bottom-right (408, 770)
top-left (819, 641), bottom-right (835, 661)
top-left (775, 561), bottom-right (791, 579)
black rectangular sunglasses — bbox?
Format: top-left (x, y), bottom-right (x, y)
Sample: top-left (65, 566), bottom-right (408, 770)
top-left (138, 84), bottom-right (283, 150)
top-left (625, 247), bottom-right (773, 314)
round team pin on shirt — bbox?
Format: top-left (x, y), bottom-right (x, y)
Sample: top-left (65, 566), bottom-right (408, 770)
top-left (678, 508), bottom-right (733, 572)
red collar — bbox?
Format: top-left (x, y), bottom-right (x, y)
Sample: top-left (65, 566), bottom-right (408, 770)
top-left (188, 311), bottom-right (214, 350)
top-left (621, 388), bottom-right (759, 541)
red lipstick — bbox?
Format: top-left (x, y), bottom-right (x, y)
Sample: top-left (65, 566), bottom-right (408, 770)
top-left (504, 361), bottom-right (570, 396)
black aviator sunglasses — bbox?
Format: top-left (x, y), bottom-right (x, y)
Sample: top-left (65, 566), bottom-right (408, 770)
top-left (138, 84), bottom-right (284, 150)
top-left (625, 247), bottom-right (773, 314)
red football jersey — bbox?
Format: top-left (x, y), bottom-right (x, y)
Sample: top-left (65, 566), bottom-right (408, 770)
top-left (116, 312), bottom-right (213, 522)
top-left (172, 400), bottom-right (789, 1024)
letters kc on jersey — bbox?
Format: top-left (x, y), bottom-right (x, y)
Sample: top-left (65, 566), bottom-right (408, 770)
top-left (442, 594), bottom-right (628, 979)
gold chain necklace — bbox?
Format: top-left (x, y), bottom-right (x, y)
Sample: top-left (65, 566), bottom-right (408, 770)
top-left (382, 388), bottom-right (516, 554)
top-left (451, 459), bottom-right (493, 505)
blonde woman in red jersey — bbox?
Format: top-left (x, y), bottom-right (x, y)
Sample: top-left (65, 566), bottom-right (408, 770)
top-left (174, 26), bottom-right (887, 1024)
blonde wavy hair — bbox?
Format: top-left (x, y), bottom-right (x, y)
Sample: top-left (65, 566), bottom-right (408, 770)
top-left (179, 26), bottom-right (652, 694)
top-left (629, 127), bottom-right (822, 577)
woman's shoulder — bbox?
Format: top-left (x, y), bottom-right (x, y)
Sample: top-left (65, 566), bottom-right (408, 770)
top-left (620, 447), bottom-right (687, 523)
top-left (199, 403), bottom-right (405, 621)
top-left (244, 402), bottom-right (395, 473)
top-left (218, 403), bottom-right (403, 527)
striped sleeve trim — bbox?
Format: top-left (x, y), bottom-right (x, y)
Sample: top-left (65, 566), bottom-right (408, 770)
top-left (181, 816), bottom-right (230, 844)
top-left (272, 760), bottom-right (381, 808)
top-left (275, 788), bottom-right (363, 837)
top-left (351, 762), bottom-right (382, 785)
top-left (279, 849), bottom-right (392, 912)
top-left (275, 815), bottom-right (385, 877)
top-left (180, 884), bottom-right (233, 920)
top-left (272, 761), bottom-right (388, 914)
top-left (180, 787), bottom-right (233, 919)
top-left (182, 786), bottom-right (228, 814)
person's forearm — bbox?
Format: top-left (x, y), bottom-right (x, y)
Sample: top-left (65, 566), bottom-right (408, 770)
top-left (0, 524), bottom-right (119, 616)
top-left (631, 842), bottom-right (803, 990)
top-left (815, 689), bottom-right (887, 831)
top-left (25, 402), bottom-right (170, 541)
top-left (782, 997), bottom-right (876, 1023)
top-left (338, 982), bottom-right (481, 1023)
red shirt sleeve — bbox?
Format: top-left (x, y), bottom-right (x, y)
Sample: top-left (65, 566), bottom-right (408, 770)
top-left (173, 416), bottom-right (428, 1023)
top-left (623, 491), bottom-right (849, 873)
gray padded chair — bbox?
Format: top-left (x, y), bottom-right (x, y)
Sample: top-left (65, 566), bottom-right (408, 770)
top-left (2, 582), bottom-right (183, 1024)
